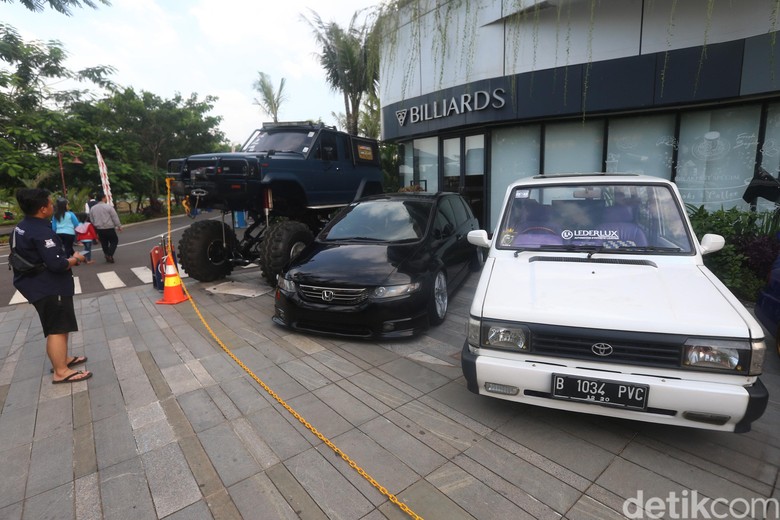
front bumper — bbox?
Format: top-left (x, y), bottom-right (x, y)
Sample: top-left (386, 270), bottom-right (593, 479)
top-left (273, 288), bottom-right (430, 338)
top-left (461, 342), bottom-right (768, 433)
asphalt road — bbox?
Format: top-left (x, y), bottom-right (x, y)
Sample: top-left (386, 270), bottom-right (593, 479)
top-left (0, 211), bottom-right (254, 305)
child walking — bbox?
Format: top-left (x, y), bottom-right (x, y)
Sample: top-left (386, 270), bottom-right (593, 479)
top-left (75, 213), bottom-right (98, 264)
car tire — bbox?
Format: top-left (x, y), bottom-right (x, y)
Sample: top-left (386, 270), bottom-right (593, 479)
top-left (260, 220), bottom-right (314, 285)
top-left (178, 220), bottom-right (236, 282)
top-left (428, 270), bottom-right (448, 326)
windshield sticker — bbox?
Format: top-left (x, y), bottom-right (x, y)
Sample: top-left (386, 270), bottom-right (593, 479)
top-left (302, 147), bottom-right (309, 153)
top-left (514, 190), bottom-right (530, 199)
top-left (307, 132), bottom-right (315, 138)
top-left (357, 145), bottom-right (374, 161)
top-left (561, 229), bottom-right (619, 240)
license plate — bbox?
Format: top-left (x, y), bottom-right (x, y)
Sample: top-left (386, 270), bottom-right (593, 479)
top-left (551, 374), bottom-right (648, 410)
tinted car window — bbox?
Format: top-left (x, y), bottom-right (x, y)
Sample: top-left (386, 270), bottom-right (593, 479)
top-left (439, 198), bottom-right (457, 227)
top-left (445, 196), bottom-right (470, 226)
top-left (323, 200), bottom-right (433, 242)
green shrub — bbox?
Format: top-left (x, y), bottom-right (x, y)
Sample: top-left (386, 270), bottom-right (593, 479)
top-left (687, 205), bottom-right (780, 302)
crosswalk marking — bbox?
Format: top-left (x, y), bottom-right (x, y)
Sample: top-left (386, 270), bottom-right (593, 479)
top-left (97, 271), bottom-right (126, 290)
top-left (131, 266), bottom-right (153, 284)
top-left (5, 263), bottom-right (258, 306)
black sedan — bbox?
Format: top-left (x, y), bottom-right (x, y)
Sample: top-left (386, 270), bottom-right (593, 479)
top-left (273, 192), bottom-right (481, 338)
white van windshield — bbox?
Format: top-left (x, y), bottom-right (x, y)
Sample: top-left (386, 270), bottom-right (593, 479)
top-left (497, 183), bottom-right (694, 253)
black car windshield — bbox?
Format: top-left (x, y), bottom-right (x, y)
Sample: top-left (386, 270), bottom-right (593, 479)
top-left (322, 199), bottom-right (433, 242)
top-left (497, 182), bottom-right (694, 254)
top-left (241, 129), bottom-right (314, 154)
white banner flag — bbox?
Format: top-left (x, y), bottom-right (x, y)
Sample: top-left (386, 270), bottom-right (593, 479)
top-left (94, 145), bottom-right (113, 206)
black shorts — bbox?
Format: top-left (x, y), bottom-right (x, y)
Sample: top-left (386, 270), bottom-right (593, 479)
top-left (32, 294), bottom-right (78, 337)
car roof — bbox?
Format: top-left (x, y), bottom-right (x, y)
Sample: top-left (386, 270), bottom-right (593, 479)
top-left (359, 192), bottom-right (455, 203)
top-left (507, 173), bottom-right (675, 188)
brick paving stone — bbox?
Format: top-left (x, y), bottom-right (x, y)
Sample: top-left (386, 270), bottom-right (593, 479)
top-left (197, 422), bottom-right (261, 487)
top-left (88, 380), bottom-right (125, 423)
top-left (265, 463), bottom-right (328, 520)
top-left (0, 405), bottom-right (35, 451)
top-left (161, 363), bottom-right (202, 395)
top-left (378, 478), bottom-right (473, 520)
top-left (22, 481), bottom-right (73, 520)
top-left (75, 472), bottom-right (102, 520)
top-left (164, 499), bottom-right (214, 520)
top-left (285, 448), bottom-right (374, 519)
top-left (73, 423), bottom-right (97, 479)
top-left (246, 406), bottom-right (313, 461)
top-left (26, 430), bottom-right (73, 498)
top-left (178, 389), bottom-right (226, 433)
top-left (142, 442), bottom-right (202, 517)
top-left (219, 377), bottom-right (271, 416)
top-left (0, 443), bottom-right (31, 509)
top-left (231, 417), bottom-right (280, 469)
top-left (99, 457), bottom-right (156, 520)
top-left (206, 385), bottom-right (241, 420)
top-left (93, 413), bottom-right (137, 471)
top-left (33, 395), bottom-right (72, 441)
top-left (229, 473), bottom-right (300, 520)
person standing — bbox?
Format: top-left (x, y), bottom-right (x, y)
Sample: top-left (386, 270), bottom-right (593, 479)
top-left (75, 213), bottom-right (97, 264)
top-left (12, 188), bottom-right (92, 384)
top-left (84, 193), bottom-right (98, 213)
top-left (89, 192), bottom-right (122, 263)
top-left (51, 197), bottom-right (79, 257)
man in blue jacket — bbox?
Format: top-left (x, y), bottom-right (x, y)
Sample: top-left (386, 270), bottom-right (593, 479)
top-left (12, 188), bottom-right (92, 384)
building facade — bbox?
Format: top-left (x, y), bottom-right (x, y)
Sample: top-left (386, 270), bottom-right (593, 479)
top-left (379, 0), bottom-right (780, 229)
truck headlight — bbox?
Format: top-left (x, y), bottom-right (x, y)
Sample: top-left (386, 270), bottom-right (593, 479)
top-left (370, 282), bottom-right (421, 300)
top-left (683, 338), bottom-right (763, 375)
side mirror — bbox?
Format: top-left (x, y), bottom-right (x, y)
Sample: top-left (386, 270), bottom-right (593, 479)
top-left (468, 229), bottom-right (491, 248)
top-left (700, 233), bottom-right (725, 255)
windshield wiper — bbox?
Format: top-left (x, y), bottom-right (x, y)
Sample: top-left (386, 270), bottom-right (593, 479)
top-left (609, 246), bottom-right (682, 253)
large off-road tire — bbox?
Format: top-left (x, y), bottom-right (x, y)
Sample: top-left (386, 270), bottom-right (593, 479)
top-left (428, 270), bottom-right (448, 326)
top-left (260, 220), bottom-right (314, 285)
top-left (178, 220), bottom-right (236, 282)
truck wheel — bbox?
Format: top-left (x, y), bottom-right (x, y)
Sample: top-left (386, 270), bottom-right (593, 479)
top-left (260, 220), bottom-right (314, 284)
top-left (178, 220), bottom-right (236, 282)
top-left (428, 270), bottom-right (448, 326)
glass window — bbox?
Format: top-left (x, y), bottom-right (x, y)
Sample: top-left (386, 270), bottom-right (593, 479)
top-left (607, 115), bottom-right (676, 179)
top-left (323, 200), bottom-right (432, 242)
top-left (491, 126), bottom-right (541, 230)
top-left (443, 138), bottom-right (460, 191)
top-left (675, 106), bottom-right (760, 210)
top-left (400, 142), bottom-right (413, 189)
top-left (759, 103), bottom-right (780, 212)
top-left (465, 135), bottom-right (484, 175)
top-left (415, 137), bottom-right (439, 192)
top-left (543, 120), bottom-right (604, 174)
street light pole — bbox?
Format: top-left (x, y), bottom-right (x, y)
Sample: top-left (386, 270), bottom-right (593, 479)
top-left (56, 142), bottom-right (84, 197)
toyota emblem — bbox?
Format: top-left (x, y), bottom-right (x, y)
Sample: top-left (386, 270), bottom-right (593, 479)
top-left (591, 343), bottom-right (613, 356)
top-left (321, 290), bottom-right (334, 302)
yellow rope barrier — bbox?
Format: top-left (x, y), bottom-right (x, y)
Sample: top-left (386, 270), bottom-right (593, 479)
top-left (163, 179), bottom-right (423, 519)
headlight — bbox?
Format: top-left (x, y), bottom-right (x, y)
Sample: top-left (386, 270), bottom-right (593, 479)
top-left (683, 338), bottom-right (762, 375)
top-left (370, 282), bottom-right (421, 300)
top-left (486, 325), bottom-right (530, 350)
top-left (467, 317), bottom-right (481, 348)
top-left (277, 275), bottom-right (296, 294)
top-left (473, 320), bottom-right (530, 351)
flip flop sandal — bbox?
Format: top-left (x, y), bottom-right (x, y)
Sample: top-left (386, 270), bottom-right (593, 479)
top-left (50, 356), bottom-right (87, 373)
top-left (52, 370), bottom-right (92, 384)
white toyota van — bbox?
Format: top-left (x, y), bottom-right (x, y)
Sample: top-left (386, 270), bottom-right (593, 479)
top-left (463, 174), bottom-right (768, 432)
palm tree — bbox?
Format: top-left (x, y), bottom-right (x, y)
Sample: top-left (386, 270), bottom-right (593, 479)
top-left (303, 9), bottom-right (377, 136)
top-left (252, 72), bottom-right (286, 123)
top-left (9, 0), bottom-right (111, 15)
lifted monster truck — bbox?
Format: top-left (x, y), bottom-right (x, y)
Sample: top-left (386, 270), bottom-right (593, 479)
top-left (167, 122), bottom-right (384, 284)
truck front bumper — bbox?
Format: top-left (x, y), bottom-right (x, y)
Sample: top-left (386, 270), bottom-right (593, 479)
top-left (461, 342), bottom-right (768, 433)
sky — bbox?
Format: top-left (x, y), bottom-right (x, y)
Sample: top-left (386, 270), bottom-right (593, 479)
top-left (3, 0), bottom-right (380, 145)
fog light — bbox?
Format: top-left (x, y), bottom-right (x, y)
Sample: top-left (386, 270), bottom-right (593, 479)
top-left (682, 411), bottom-right (730, 425)
top-left (275, 308), bottom-right (285, 320)
top-left (484, 382), bottom-right (520, 396)
top-left (382, 322), bottom-right (396, 332)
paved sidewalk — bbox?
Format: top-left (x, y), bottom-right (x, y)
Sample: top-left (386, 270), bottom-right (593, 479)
top-left (0, 270), bottom-right (778, 519)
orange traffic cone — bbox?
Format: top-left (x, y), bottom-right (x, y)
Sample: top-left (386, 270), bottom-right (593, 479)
top-left (156, 254), bottom-right (188, 305)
